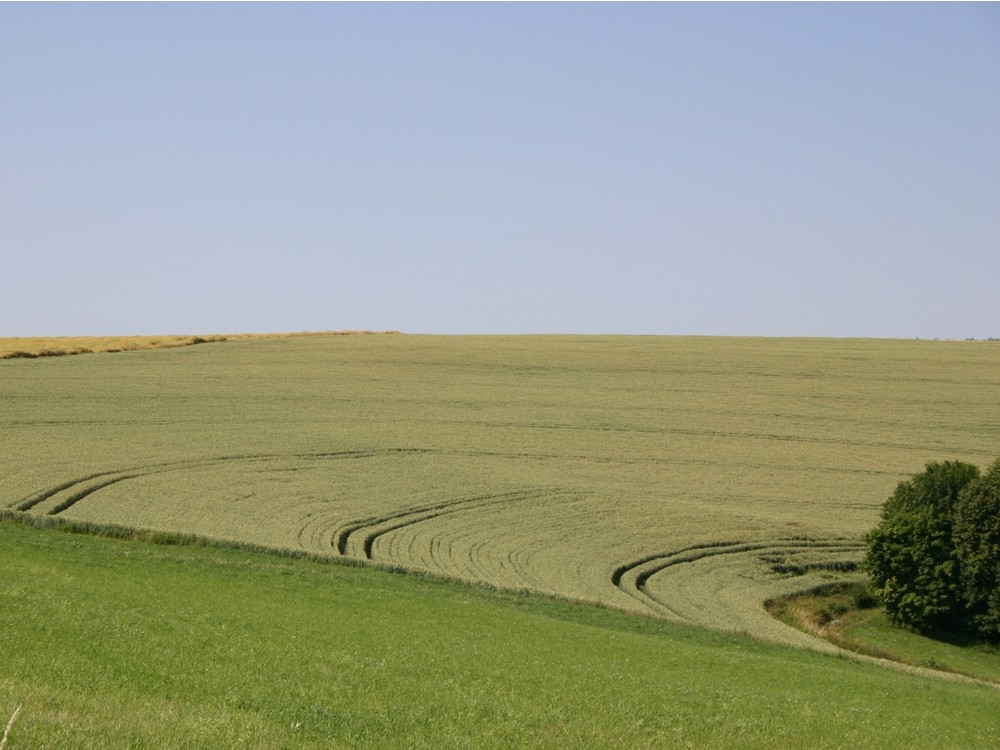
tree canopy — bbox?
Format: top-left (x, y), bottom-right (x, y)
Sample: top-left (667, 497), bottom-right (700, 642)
top-left (865, 459), bottom-right (1000, 642)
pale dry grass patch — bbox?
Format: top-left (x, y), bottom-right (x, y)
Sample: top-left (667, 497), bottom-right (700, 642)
top-left (0, 329), bottom-right (399, 358)
top-left (0, 334), bottom-right (227, 358)
top-left (0, 705), bottom-right (21, 750)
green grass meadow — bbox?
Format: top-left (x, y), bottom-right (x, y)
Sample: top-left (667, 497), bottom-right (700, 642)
top-left (1, 519), bottom-right (998, 750)
top-left (2, 334), bottom-right (999, 745)
top-left (839, 610), bottom-right (1000, 684)
top-left (768, 584), bottom-right (1000, 685)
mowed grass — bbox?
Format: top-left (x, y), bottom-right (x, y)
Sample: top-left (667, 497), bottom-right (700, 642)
top-left (2, 334), bottom-right (999, 644)
top-left (1, 520), bottom-right (998, 750)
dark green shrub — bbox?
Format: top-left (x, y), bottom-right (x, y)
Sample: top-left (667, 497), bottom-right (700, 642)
top-left (846, 581), bottom-right (878, 610)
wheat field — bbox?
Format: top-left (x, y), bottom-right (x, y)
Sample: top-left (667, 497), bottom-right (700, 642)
top-left (2, 334), bottom-right (997, 646)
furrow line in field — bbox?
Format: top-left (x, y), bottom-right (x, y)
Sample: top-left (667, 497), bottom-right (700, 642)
top-left (14, 449), bottom-right (427, 517)
top-left (415, 416), bottom-right (952, 456)
top-left (611, 540), bottom-right (750, 589)
top-left (420, 493), bottom-right (586, 592)
top-left (47, 474), bottom-right (145, 515)
top-left (423, 444), bottom-right (908, 485)
top-left (334, 489), bottom-right (513, 557)
top-left (362, 510), bottom-right (445, 559)
top-left (429, 519), bottom-right (490, 582)
top-left (457, 532), bottom-right (516, 587)
top-left (16, 457), bottom-right (277, 516)
top-left (296, 507), bottom-right (341, 552)
top-left (15, 456), bottom-right (269, 514)
top-left (15, 470), bottom-right (125, 512)
top-left (387, 490), bottom-right (583, 588)
top-left (429, 533), bottom-right (449, 573)
top-left (613, 539), bottom-right (866, 621)
top-left (466, 537), bottom-right (495, 582)
top-left (405, 518), bottom-right (457, 576)
top-left (502, 531), bottom-right (555, 591)
top-left (336, 489), bottom-right (553, 560)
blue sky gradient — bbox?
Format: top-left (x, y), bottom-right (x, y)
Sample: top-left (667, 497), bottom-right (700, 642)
top-left (2, 3), bottom-right (998, 337)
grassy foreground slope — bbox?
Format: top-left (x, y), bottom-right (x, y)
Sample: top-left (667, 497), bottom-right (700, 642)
top-left (2, 334), bottom-right (999, 644)
top-left (1, 520), bottom-right (998, 750)
top-left (768, 585), bottom-right (1000, 684)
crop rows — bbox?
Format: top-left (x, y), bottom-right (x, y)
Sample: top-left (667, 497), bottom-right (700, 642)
top-left (14, 451), bottom-right (398, 516)
top-left (8, 449), bottom-right (870, 640)
top-left (613, 538), bottom-right (866, 647)
top-left (2, 334), bottom-right (998, 644)
top-left (10, 450), bottom-right (583, 586)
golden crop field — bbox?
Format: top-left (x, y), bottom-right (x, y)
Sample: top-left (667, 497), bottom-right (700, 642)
top-left (2, 334), bottom-right (997, 648)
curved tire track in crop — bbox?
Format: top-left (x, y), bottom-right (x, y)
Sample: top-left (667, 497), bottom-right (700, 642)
top-left (12, 451), bottom-right (566, 578)
top-left (332, 488), bottom-right (556, 561)
top-left (13, 449), bottom-right (425, 517)
top-left (386, 491), bottom-right (582, 590)
top-left (613, 538), bottom-right (866, 623)
top-left (14, 454), bottom-right (867, 642)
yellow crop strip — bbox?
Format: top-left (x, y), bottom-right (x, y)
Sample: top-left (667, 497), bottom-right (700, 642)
top-left (0, 334), bottom-right (225, 357)
top-left (0, 330), bottom-right (399, 358)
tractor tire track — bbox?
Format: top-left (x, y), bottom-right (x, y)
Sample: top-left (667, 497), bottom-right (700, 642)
top-left (16, 470), bottom-right (127, 512)
top-left (613, 538), bottom-right (865, 621)
top-left (14, 449), bottom-right (428, 517)
top-left (333, 488), bottom-right (555, 561)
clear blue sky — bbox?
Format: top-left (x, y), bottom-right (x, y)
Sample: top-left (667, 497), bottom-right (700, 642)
top-left (2, 3), bottom-right (998, 338)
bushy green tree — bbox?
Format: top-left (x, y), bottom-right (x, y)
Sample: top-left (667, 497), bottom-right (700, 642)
top-left (865, 461), bottom-right (979, 635)
top-left (865, 459), bottom-right (1000, 641)
top-left (953, 459), bottom-right (1000, 640)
